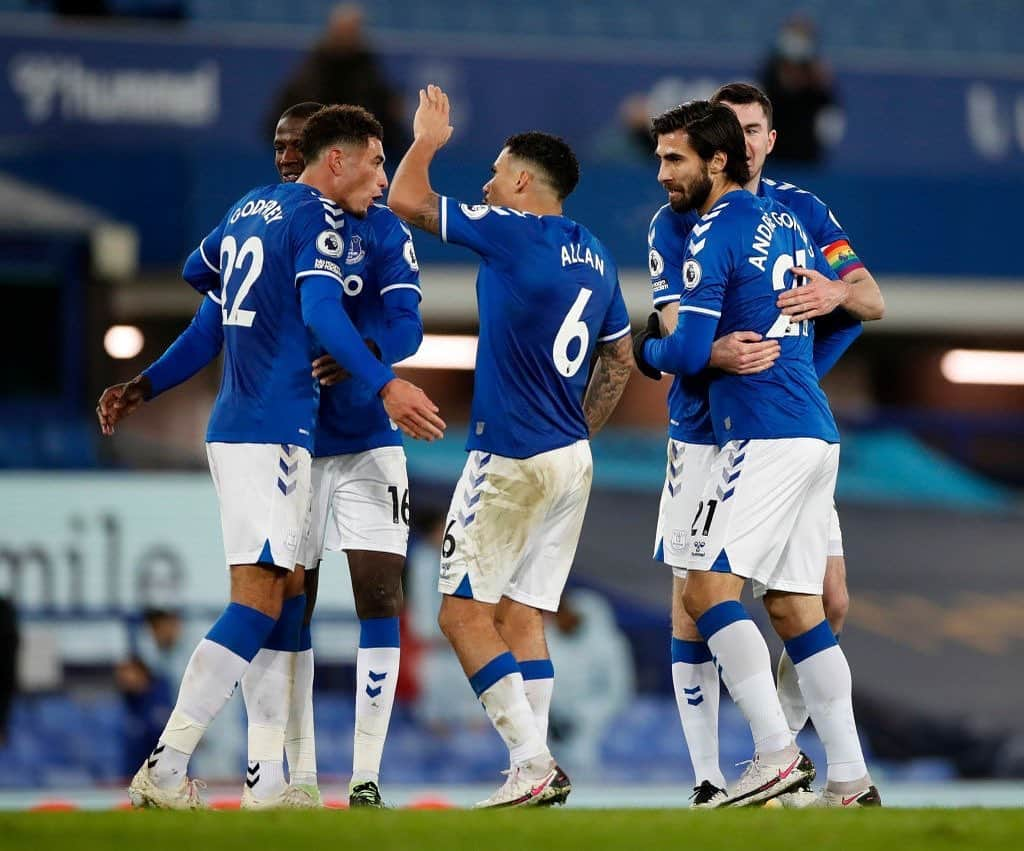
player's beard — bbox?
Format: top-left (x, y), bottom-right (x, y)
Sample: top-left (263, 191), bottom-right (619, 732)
top-left (668, 164), bottom-right (712, 213)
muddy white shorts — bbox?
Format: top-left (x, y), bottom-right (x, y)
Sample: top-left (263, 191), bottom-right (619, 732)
top-left (685, 438), bottom-right (839, 598)
top-left (438, 440), bottom-right (593, 611)
top-left (206, 442), bottom-right (312, 570)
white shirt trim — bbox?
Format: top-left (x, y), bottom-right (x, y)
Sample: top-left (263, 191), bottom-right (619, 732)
top-left (679, 305), bottom-right (722, 318)
top-left (652, 293), bottom-right (680, 306)
top-left (206, 289), bottom-right (224, 306)
top-left (597, 323), bottom-right (632, 343)
top-left (295, 268), bottom-right (344, 287)
top-left (198, 239), bottom-right (219, 273)
top-left (379, 283), bottom-right (423, 296)
top-left (440, 196), bottom-right (449, 244)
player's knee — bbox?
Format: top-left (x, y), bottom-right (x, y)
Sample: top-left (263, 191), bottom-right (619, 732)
top-left (353, 577), bottom-right (403, 620)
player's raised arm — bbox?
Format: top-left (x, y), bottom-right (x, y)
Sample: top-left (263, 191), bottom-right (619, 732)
top-left (388, 85), bottom-right (454, 235)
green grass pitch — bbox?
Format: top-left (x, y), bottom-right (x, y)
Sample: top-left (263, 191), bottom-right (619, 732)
top-left (1, 809), bottom-right (1022, 851)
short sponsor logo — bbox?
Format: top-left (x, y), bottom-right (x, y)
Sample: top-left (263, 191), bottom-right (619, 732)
top-left (669, 529), bottom-right (687, 553)
top-left (691, 539), bottom-right (706, 558)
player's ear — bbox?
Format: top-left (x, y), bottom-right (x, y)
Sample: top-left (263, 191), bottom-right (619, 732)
top-left (515, 169), bottom-right (531, 193)
top-left (709, 149), bottom-right (728, 177)
top-left (766, 129), bottom-right (777, 156)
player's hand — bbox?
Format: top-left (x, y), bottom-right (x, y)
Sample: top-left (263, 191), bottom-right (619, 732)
top-left (777, 267), bottom-right (851, 322)
top-left (312, 339), bottom-right (382, 386)
top-left (631, 311), bottom-right (663, 381)
top-left (311, 355), bottom-right (350, 386)
top-left (96, 375), bottom-right (151, 435)
top-left (380, 378), bottom-right (446, 441)
top-left (709, 331), bottom-right (780, 375)
top-left (413, 84), bottom-right (454, 151)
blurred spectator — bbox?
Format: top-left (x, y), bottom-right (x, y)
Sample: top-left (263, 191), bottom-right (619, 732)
top-left (760, 14), bottom-right (841, 163)
top-left (268, 4), bottom-right (411, 161)
top-left (592, 76), bottom-right (719, 163)
top-left (116, 608), bottom-right (184, 778)
top-left (0, 599), bottom-right (16, 747)
top-left (546, 588), bottom-right (635, 775)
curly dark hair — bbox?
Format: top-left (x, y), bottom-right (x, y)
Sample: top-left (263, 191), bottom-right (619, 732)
top-left (504, 131), bottom-right (580, 200)
top-left (651, 101), bottom-right (750, 185)
top-left (300, 104), bottom-right (384, 162)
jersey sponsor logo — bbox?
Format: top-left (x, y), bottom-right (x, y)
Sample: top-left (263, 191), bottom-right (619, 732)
top-left (316, 230), bottom-right (344, 258)
top-left (683, 258), bottom-right (702, 289)
top-left (403, 239), bottom-right (419, 271)
top-left (652, 279), bottom-right (669, 293)
top-left (314, 257), bottom-right (341, 276)
top-left (345, 234), bottom-right (365, 264)
top-left (649, 248), bottom-right (665, 277)
top-left (460, 203), bottom-right (491, 220)
top-left (229, 198), bottom-right (284, 225)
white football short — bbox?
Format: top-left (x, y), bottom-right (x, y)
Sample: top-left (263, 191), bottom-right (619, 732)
top-left (685, 438), bottom-right (839, 598)
top-left (652, 439), bottom-right (719, 579)
top-left (828, 504), bottom-right (844, 558)
top-left (299, 446), bottom-right (410, 569)
top-left (438, 440), bottom-right (593, 611)
top-left (206, 442), bottom-right (312, 571)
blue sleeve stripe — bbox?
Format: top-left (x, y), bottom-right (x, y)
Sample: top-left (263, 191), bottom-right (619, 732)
top-left (653, 294), bottom-right (680, 306)
top-left (680, 305), bottom-right (721, 318)
top-left (784, 620), bottom-right (837, 665)
top-left (597, 323), bottom-right (631, 343)
top-left (379, 283), bottom-right (422, 296)
top-left (440, 196), bottom-right (449, 244)
top-left (198, 240), bottom-right (218, 273)
top-left (468, 651), bottom-right (520, 697)
top-left (296, 268), bottom-right (344, 287)
top-left (695, 600), bottom-right (751, 641)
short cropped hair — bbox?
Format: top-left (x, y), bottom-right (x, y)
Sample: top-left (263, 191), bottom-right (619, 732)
top-left (504, 131), bottom-right (580, 200)
top-left (300, 105), bottom-right (383, 162)
top-left (710, 82), bottom-right (774, 128)
top-left (651, 101), bottom-right (750, 185)
top-left (279, 101), bottom-right (324, 123)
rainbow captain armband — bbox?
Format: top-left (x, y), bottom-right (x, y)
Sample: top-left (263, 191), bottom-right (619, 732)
top-left (823, 239), bottom-right (864, 278)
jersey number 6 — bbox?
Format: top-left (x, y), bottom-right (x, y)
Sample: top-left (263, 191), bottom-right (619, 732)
top-left (552, 287), bottom-right (593, 378)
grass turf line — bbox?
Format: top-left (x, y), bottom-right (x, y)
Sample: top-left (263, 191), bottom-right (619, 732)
top-left (1, 808), bottom-right (1022, 851)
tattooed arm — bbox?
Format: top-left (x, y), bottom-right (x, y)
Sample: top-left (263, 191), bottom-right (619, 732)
top-left (388, 85), bottom-right (453, 235)
top-left (584, 335), bottom-right (634, 436)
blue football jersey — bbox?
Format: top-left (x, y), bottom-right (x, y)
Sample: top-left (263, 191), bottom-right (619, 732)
top-left (440, 197), bottom-right (631, 459)
top-left (648, 205), bottom-right (715, 445)
top-left (187, 182), bottom-right (351, 449)
top-left (648, 177), bottom-right (861, 445)
top-left (314, 203), bottom-right (423, 457)
top-left (678, 189), bottom-right (839, 444)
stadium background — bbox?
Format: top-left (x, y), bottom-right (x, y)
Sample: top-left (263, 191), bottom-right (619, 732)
top-left (0, 0), bottom-right (1022, 809)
